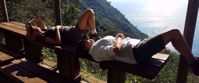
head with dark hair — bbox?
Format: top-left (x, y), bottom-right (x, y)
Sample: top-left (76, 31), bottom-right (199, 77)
top-left (78, 35), bottom-right (95, 51)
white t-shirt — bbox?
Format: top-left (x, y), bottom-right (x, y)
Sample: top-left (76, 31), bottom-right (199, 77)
top-left (89, 36), bottom-right (140, 64)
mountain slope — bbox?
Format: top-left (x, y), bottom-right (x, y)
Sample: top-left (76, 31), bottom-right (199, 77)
top-left (80, 0), bottom-right (147, 39)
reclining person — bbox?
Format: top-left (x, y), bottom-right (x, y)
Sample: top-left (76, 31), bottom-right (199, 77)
top-left (26, 9), bottom-right (100, 48)
top-left (80, 29), bottom-right (199, 75)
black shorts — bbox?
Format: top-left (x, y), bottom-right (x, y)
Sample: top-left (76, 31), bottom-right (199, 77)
top-left (40, 26), bottom-right (84, 48)
top-left (60, 26), bottom-right (83, 48)
top-left (133, 35), bottom-right (165, 64)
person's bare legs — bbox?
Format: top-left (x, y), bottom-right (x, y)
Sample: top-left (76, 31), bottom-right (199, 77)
top-left (161, 29), bottom-right (195, 64)
top-left (29, 17), bottom-right (47, 30)
top-left (77, 9), bottom-right (96, 33)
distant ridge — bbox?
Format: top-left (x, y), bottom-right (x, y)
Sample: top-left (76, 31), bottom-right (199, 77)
top-left (79, 0), bottom-right (147, 39)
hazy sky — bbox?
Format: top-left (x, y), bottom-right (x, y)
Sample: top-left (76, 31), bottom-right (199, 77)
top-left (107, 0), bottom-right (188, 33)
top-left (106, 0), bottom-right (199, 55)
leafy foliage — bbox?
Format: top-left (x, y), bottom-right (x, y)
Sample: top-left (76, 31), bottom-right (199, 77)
top-left (62, 0), bottom-right (81, 25)
top-left (6, 0), bottom-right (80, 26)
top-left (6, 0), bottom-right (52, 22)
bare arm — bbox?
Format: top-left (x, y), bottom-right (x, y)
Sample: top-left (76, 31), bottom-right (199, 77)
top-left (54, 26), bottom-right (61, 44)
top-left (45, 26), bottom-right (61, 45)
top-left (113, 33), bottom-right (125, 54)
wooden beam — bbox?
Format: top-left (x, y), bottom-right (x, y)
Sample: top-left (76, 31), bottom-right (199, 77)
top-left (54, 0), bottom-right (62, 25)
top-left (176, 0), bottom-right (199, 83)
top-left (1, 0), bottom-right (9, 22)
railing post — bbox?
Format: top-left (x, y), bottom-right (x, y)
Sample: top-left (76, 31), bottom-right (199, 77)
top-left (54, 0), bottom-right (62, 25)
top-left (1, 0), bottom-right (9, 22)
top-left (176, 0), bottom-right (199, 83)
top-left (107, 68), bottom-right (125, 83)
top-left (55, 49), bottom-right (80, 81)
top-left (24, 39), bottom-right (43, 63)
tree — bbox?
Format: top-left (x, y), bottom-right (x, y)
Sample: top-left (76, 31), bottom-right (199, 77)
top-left (6, 0), bottom-right (80, 26)
top-left (62, 0), bottom-right (80, 25)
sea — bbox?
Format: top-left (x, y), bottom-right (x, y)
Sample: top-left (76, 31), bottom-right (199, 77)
top-left (107, 0), bottom-right (199, 56)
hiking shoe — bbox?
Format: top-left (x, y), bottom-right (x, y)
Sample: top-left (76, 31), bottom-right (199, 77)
top-left (190, 58), bottom-right (199, 76)
top-left (25, 21), bottom-right (35, 41)
top-left (25, 22), bottom-right (34, 36)
top-left (89, 33), bottom-right (101, 41)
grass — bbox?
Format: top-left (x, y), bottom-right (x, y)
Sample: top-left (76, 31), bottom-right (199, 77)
top-left (80, 59), bottom-right (107, 81)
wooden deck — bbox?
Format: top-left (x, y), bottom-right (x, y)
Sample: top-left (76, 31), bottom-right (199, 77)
top-left (0, 45), bottom-right (24, 65)
top-left (0, 59), bottom-right (77, 83)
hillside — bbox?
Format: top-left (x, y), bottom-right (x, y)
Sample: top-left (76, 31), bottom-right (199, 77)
top-left (80, 0), bottom-right (147, 39)
top-left (6, 0), bottom-right (147, 39)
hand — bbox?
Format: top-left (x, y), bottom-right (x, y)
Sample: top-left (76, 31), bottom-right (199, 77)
top-left (115, 33), bottom-right (125, 39)
top-left (55, 25), bottom-right (61, 30)
top-left (84, 39), bottom-right (95, 49)
top-left (113, 46), bottom-right (121, 54)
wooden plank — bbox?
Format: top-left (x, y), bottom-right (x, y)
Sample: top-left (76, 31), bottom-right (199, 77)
top-left (0, 23), bottom-right (26, 35)
top-left (14, 60), bottom-right (77, 83)
top-left (11, 22), bottom-right (26, 28)
top-left (149, 53), bottom-right (169, 67)
top-left (0, 62), bottom-right (48, 83)
top-left (0, 51), bottom-right (13, 63)
top-left (0, 59), bottom-right (77, 83)
top-left (0, 43), bottom-right (24, 58)
top-left (100, 53), bottom-right (169, 80)
top-left (0, 45), bottom-right (24, 65)
top-left (1, 22), bottom-right (26, 31)
top-left (0, 23), bottom-right (26, 37)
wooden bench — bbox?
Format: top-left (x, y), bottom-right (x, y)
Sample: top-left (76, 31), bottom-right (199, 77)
top-left (100, 53), bottom-right (169, 83)
top-left (0, 22), bottom-right (81, 80)
top-left (0, 22), bottom-right (79, 82)
top-left (77, 47), bottom-right (170, 82)
top-left (0, 22), bottom-right (170, 83)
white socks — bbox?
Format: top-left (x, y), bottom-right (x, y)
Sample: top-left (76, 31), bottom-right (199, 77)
top-left (90, 29), bottom-right (97, 34)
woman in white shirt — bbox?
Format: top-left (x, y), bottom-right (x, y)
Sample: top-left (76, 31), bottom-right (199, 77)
top-left (80, 29), bottom-right (199, 75)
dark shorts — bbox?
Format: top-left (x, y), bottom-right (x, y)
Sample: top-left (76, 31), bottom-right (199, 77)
top-left (60, 26), bottom-right (83, 48)
top-left (44, 26), bottom-right (56, 39)
top-left (35, 28), bottom-right (53, 43)
top-left (42, 26), bottom-right (83, 48)
top-left (133, 35), bottom-right (165, 64)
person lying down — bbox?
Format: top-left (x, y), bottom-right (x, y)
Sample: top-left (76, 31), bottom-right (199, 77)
top-left (26, 9), bottom-right (100, 48)
top-left (80, 29), bottom-right (199, 75)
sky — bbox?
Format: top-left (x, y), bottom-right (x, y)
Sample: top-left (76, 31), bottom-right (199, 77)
top-left (106, 0), bottom-right (199, 55)
top-left (107, 0), bottom-right (188, 35)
